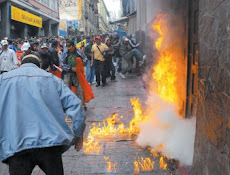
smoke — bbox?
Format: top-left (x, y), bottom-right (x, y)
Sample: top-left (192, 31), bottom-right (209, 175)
top-left (137, 4), bottom-right (196, 166)
top-left (136, 94), bottom-right (196, 166)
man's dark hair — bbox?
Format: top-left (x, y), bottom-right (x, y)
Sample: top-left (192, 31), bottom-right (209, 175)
top-left (52, 40), bottom-right (59, 47)
top-left (66, 40), bottom-right (75, 47)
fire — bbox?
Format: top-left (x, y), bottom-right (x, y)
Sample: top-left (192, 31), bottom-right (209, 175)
top-left (83, 98), bottom-right (145, 154)
top-left (150, 14), bottom-right (186, 114)
top-left (104, 157), bottom-right (117, 173)
top-left (149, 144), bottom-right (165, 158)
top-left (129, 98), bottom-right (146, 135)
top-left (152, 14), bottom-right (179, 106)
top-left (134, 157), bottom-right (155, 174)
top-left (159, 157), bottom-right (168, 170)
top-left (83, 124), bottom-right (101, 154)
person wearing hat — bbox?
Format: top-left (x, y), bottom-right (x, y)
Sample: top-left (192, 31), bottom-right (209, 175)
top-left (118, 36), bottom-right (146, 79)
top-left (91, 36), bottom-right (109, 87)
top-left (61, 40), bottom-right (86, 107)
top-left (20, 42), bottom-right (40, 60)
top-left (0, 40), bottom-right (18, 74)
top-left (38, 43), bottom-right (55, 71)
top-left (49, 40), bottom-right (60, 67)
top-left (0, 54), bottom-right (86, 175)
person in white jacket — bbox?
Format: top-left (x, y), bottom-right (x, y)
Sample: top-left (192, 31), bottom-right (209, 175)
top-left (0, 40), bottom-right (18, 74)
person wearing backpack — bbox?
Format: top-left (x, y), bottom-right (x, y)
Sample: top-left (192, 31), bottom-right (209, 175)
top-left (91, 36), bottom-right (109, 87)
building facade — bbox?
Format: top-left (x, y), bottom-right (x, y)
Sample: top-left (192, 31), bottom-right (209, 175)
top-left (82, 0), bottom-right (99, 36)
top-left (98, 0), bottom-right (110, 34)
top-left (0, 0), bottom-right (59, 39)
top-left (59, 0), bottom-right (80, 36)
top-left (193, 0), bottom-right (230, 174)
top-left (134, 0), bottom-right (230, 174)
top-left (59, 0), bottom-right (99, 36)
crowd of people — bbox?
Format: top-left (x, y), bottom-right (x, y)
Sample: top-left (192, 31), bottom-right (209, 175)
top-left (0, 34), bottom-right (146, 109)
top-left (0, 33), bottom-right (146, 174)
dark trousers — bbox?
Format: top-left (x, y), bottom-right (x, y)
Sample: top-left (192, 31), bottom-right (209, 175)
top-left (122, 48), bottom-right (143, 74)
top-left (7, 146), bottom-right (64, 175)
top-left (105, 58), bottom-right (116, 80)
top-left (94, 60), bottom-right (106, 85)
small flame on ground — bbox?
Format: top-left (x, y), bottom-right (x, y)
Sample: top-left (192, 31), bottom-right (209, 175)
top-left (134, 157), bottom-right (155, 174)
top-left (159, 157), bottom-right (168, 170)
top-left (104, 156), bottom-right (117, 173)
top-left (149, 144), bottom-right (165, 158)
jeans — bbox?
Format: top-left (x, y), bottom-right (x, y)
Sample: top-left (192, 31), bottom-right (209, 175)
top-left (8, 146), bottom-right (64, 175)
top-left (94, 60), bottom-right (106, 85)
top-left (121, 48), bottom-right (143, 74)
top-left (86, 60), bottom-right (95, 83)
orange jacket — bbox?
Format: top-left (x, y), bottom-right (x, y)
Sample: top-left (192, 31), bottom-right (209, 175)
top-left (75, 57), bottom-right (94, 103)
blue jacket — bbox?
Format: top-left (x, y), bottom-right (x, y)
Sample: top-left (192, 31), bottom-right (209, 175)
top-left (0, 63), bottom-right (86, 162)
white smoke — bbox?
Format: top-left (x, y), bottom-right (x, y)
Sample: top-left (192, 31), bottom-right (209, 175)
top-left (136, 94), bottom-right (196, 166)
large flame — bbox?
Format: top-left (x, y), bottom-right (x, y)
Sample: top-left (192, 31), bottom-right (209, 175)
top-left (150, 14), bottom-right (186, 114)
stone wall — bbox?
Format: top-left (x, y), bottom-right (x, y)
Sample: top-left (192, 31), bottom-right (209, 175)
top-left (193, 0), bottom-right (230, 174)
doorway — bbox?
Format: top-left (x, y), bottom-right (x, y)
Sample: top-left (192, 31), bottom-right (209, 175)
top-left (186, 0), bottom-right (199, 118)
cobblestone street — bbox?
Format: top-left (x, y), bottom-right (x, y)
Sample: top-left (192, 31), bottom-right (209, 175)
top-left (0, 75), bottom-right (178, 175)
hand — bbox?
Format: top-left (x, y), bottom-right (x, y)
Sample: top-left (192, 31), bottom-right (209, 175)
top-left (91, 61), bottom-right (93, 67)
top-left (72, 67), bottom-right (77, 72)
top-left (74, 137), bottom-right (83, 152)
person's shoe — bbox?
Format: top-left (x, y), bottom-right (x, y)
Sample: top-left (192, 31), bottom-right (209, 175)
top-left (111, 79), bottom-right (118, 82)
top-left (96, 84), bottom-right (100, 87)
top-left (139, 55), bottom-right (146, 66)
top-left (102, 83), bottom-right (107, 87)
top-left (119, 73), bottom-right (126, 79)
top-left (126, 73), bottom-right (133, 77)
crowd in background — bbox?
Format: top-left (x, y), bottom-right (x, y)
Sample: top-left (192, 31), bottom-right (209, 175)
top-left (0, 33), bottom-right (146, 110)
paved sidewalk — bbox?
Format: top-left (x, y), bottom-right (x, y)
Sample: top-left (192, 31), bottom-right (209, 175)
top-left (0, 75), bottom-right (178, 175)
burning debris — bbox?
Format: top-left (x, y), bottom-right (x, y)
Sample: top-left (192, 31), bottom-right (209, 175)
top-left (159, 156), bottom-right (168, 170)
top-left (104, 157), bottom-right (117, 173)
top-left (83, 98), bottom-right (145, 155)
top-left (134, 157), bottom-right (155, 174)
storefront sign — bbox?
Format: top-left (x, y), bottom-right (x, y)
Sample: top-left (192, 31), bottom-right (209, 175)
top-left (10, 6), bottom-right (42, 28)
top-left (59, 22), bottom-right (67, 30)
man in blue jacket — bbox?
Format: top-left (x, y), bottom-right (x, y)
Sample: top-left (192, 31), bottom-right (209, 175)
top-left (0, 54), bottom-right (86, 175)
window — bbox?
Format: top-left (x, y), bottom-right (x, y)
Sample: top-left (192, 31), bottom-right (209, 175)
top-left (35, 0), bottom-right (58, 11)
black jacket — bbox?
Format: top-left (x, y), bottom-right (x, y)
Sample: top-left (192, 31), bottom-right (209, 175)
top-left (49, 47), bottom-right (60, 66)
top-left (85, 43), bottom-right (93, 60)
top-left (38, 51), bottom-right (54, 70)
